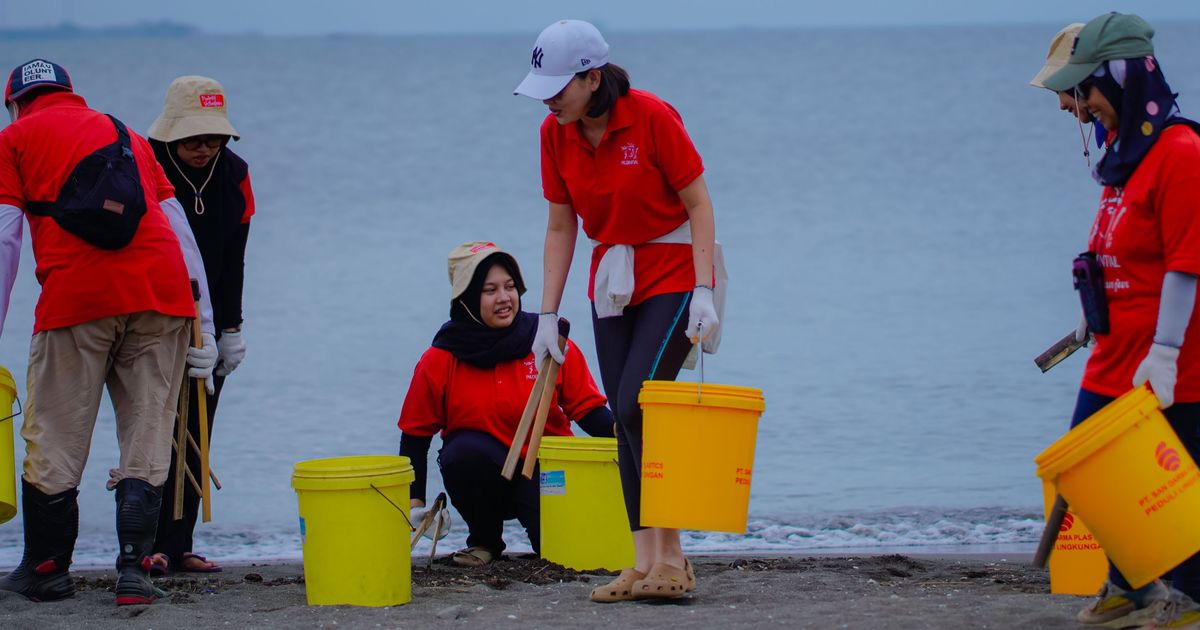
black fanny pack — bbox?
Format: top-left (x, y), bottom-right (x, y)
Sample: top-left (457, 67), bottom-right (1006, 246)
top-left (25, 114), bottom-right (147, 250)
top-left (1073, 251), bottom-right (1110, 335)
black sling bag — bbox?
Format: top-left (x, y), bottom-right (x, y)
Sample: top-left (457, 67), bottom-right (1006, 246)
top-left (25, 114), bottom-right (147, 250)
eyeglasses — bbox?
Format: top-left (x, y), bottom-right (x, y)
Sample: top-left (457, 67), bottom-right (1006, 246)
top-left (179, 135), bottom-right (225, 151)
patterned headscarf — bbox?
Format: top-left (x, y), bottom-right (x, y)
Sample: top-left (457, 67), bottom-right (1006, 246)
top-left (1085, 56), bottom-right (1187, 187)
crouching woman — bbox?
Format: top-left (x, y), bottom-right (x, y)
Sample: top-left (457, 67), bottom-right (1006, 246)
top-left (398, 241), bottom-right (614, 566)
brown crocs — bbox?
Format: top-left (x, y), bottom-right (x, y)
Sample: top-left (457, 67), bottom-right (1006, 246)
top-left (589, 568), bottom-right (646, 603)
top-left (684, 558), bottom-right (697, 592)
top-left (632, 562), bottom-right (690, 599)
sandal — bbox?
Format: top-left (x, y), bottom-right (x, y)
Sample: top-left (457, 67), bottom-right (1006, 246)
top-left (451, 546), bottom-right (494, 567)
top-left (589, 568), bottom-right (646, 603)
top-left (177, 552), bottom-right (223, 573)
top-left (632, 561), bottom-right (691, 599)
top-left (148, 553), bottom-right (169, 577)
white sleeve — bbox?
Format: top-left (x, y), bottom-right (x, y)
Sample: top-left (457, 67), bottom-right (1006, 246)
top-left (159, 197), bottom-right (214, 336)
top-left (0, 204), bottom-right (23, 338)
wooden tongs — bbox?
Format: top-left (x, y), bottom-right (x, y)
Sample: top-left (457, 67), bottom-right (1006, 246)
top-left (501, 318), bottom-right (570, 480)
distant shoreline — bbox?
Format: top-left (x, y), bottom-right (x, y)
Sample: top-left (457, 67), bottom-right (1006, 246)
top-left (0, 21), bottom-right (199, 40)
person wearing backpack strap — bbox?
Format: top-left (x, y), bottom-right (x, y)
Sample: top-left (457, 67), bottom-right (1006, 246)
top-left (0, 59), bottom-right (218, 606)
top-left (143, 75), bottom-right (255, 576)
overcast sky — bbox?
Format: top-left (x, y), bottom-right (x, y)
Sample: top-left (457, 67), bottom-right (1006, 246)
top-left (0, 0), bottom-right (1197, 35)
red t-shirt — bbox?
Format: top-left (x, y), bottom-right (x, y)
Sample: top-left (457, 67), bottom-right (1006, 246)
top-left (540, 88), bottom-right (705, 305)
top-left (1083, 124), bottom-right (1200, 401)
top-left (0, 92), bottom-right (194, 333)
top-left (398, 341), bottom-right (609, 455)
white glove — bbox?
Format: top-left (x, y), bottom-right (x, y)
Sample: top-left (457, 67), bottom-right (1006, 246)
top-left (533, 313), bottom-right (564, 365)
top-left (1133, 343), bottom-right (1180, 409)
top-left (1075, 313), bottom-right (1091, 346)
top-left (685, 286), bottom-right (719, 344)
top-left (187, 332), bottom-right (218, 395)
top-left (412, 508), bottom-right (451, 541)
top-left (215, 330), bottom-right (246, 377)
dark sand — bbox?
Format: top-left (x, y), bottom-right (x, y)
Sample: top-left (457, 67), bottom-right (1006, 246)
top-left (0, 554), bottom-right (1089, 629)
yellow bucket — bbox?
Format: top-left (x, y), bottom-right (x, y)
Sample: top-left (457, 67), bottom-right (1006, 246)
top-left (538, 436), bottom-right (635, 570)
top-left (291, 455), bottom-right (415, 606)
top-left (1041, 480), bottom-right (1106, 595)
top-left (638, 381), bottom-right (765, 533)
top-left (1035, 386), bottom-right (1200, 588)
top-left (0, 365), bottom-right (16, 524)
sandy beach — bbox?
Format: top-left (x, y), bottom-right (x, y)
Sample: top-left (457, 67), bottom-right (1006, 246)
top-left (0, 554), bottom-right (1090, 629)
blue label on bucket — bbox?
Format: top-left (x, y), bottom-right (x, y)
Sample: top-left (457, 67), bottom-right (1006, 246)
top-left (540, 470), bottom-right (566, 496)
top-left (299, 516), bottom-right (306, 546)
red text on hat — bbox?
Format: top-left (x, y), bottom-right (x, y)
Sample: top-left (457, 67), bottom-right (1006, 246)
top-left (199, 94), bottom-right (225, 108)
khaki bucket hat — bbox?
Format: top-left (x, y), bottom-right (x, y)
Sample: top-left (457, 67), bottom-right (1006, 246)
top-left (447, 241), bottom-right (525, 301)
top-left (147, 75), bottom-right (240, 143)
top-left (1030, 23), bottom-right (1086, 89)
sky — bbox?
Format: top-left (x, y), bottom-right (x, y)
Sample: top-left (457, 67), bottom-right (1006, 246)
top-left (0, 0), bottom-right (1198, 35)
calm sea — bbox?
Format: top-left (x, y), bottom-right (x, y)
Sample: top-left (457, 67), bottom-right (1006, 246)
top-left (2, 22), bottom-right (1199, 565)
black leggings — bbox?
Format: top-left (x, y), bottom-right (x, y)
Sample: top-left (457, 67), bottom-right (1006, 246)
top-left (592, 292), bottom-right (694, 531)
top-left (154, 374), bottom-right (225, 564)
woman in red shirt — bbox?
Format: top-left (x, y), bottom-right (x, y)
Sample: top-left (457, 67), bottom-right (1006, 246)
top-left (1042, 13), bottom-right (1200, 628)
top-left (514, 20), bottom-right (720, 601)
top-left (398, 241), bottom-right (613, 566)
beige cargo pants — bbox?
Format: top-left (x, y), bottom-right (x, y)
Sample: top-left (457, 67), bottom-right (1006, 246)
top-left (21, 311), bottom-right (190, 495)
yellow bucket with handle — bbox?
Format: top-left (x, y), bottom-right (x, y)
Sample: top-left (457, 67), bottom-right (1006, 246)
top-left (291, 455), bottom-right (415, 606)
top-left (538, 436), bottom-right (635, 570)
top-left (0, 365), bottom-right (16, 524)
top-left (638, 381), bottom-right (764, 532)
top-left (1036, 386), bottom-right (1200, 588)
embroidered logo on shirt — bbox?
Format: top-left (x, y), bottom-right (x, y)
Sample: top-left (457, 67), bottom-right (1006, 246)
top-left (524, 358), bottom-right (538, 381)
top-left (199, 94), bottom-right (225, 108)
top-left (620, 143), bottom-right (639, 166)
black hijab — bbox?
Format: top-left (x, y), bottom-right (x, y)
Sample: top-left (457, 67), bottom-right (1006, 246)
top-left (431, 253), bottom-right (537, 368)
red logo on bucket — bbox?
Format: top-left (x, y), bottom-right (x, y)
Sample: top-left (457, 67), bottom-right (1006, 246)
top-left (199, 94), bottom-right (225, 108)
top-left (1059, 512), bottom-right (1075, 532)
top-left (1158, 442), bottom-right (1182, 472)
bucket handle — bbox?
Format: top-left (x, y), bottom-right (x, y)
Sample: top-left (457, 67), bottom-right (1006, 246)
top-left (370, 483), bottom-right (414, 531)
top-left (697, 323), bottom-right (705, 403)
top-left (0, 395), bottom-right (22, 424)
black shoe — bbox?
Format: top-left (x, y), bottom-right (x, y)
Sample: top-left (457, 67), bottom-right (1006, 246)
top-left (114, 479), bottom-right (164, 606)
top-left (0, 480), bottom-right (79, 602)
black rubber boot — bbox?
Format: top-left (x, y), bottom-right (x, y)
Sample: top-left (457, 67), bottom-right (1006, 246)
top-left (0, 479), bottom-right (79, 602)
top-left (114, 478), bottom-right (165, 606)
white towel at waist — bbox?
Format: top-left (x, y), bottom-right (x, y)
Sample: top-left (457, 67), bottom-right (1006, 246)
top-left (591, 221), bottom-right (727, 354)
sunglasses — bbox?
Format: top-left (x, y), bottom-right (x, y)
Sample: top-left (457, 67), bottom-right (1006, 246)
top-left (179, 135), bottom-right (225, 151)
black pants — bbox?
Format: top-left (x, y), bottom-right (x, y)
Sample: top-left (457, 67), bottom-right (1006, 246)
top-left (439, 430), bottom-right (540, 554)
top-left (153, 374), bottom-right (225, 564)
top-left (592, 292), bottom-right (694, 531)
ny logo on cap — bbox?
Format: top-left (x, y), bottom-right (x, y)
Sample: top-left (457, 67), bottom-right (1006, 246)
top-left (531, 47), bottom-right (544, 69)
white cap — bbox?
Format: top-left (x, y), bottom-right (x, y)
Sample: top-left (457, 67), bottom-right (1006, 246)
top-left (513, 19), bottom-right (609, 100)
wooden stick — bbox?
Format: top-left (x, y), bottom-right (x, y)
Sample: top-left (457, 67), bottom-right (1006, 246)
top-left (501, 360), bottom-right (552, 480)
top-left (185, 432), bottom-right (223, 490)
top-left (171, 438), bottom-right (205, 496)
top-left (190, 280), bottom-right (213, 524)
top-left (521, 356), bottom-right (562, 480)
top-left (1033, 494), bottom-right (1069, 568)
top-left (172, 376), bottom-right (190, 520)
top-left (1034, 330), bottom-right (1088, 373)
top-left (521, 328), bottom-right (570, 480)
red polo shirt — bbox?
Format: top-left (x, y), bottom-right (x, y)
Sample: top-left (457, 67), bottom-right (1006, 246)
top-left (540, 88), bottom-right (705, 305)
top-left (398, 340), bottom-right (609, 455)
top-left (1083, 124), bottom-right (1200, 402)
top-left (0, 91), bottom-right (194, 333)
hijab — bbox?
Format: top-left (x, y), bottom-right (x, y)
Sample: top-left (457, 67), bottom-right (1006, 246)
top-left (431, 254), bottom-right (537, 369)
top-left (1085, 57), bottom-right (1189, 187)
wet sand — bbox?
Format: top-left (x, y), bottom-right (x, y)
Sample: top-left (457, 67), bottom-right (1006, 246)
top-left (0, 554), bottom-right (1089, 629)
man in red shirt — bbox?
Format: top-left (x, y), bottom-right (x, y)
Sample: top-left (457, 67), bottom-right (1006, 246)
top-left (0, 59), bottom-right (218, 606)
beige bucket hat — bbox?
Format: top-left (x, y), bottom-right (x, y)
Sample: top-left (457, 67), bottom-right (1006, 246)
top-left (447, 241), bottom-right (525, 301)
top-left (1030, 23), bottom-right (1086, 89)
top-left (147, 75), bottom-right (240, 142)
